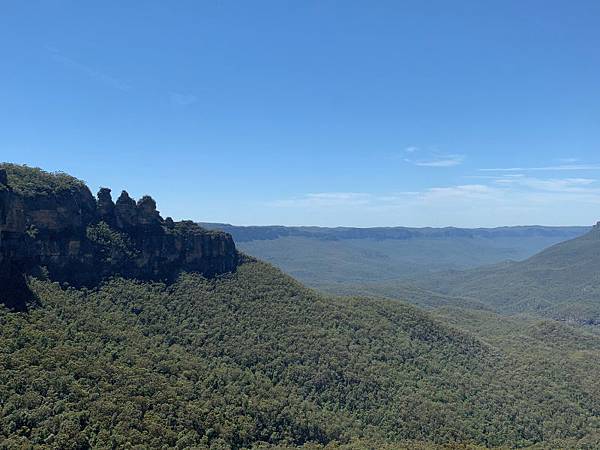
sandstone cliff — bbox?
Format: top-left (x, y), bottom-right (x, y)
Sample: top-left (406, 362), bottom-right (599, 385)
top-left (0, 164), bottom-right (239, 310)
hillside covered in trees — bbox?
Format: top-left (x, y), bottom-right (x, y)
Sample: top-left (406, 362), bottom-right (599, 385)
top-left (2, 261), bottom-right (600, 449)
top-left (2, 164), bottom-right (600, 449)
top-left (415, 223), bottom-right (600, 324)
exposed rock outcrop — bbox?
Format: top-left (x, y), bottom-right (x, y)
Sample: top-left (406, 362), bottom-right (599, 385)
top-left (97, 187), bottom-right (116, 226)
top-left (115, 190), bottom-right (138, 230)
top-left (0, 164), bottom-right (239, 310)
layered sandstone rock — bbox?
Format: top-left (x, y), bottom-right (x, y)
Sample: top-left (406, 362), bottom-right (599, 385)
top-left (0, 164), bottom-right (239, 310)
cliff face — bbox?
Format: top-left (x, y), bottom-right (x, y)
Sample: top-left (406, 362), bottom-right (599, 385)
top-left (0, 165), bottom-right (239, 310)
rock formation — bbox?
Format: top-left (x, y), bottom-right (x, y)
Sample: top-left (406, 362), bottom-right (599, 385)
top-left (0, 164), bottom-right (239, 310)
top-left (97, 187), bottom-right (116, 226)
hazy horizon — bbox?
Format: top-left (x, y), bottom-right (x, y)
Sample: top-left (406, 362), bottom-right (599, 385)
top-left (201, 220), bottom-right (591, 230)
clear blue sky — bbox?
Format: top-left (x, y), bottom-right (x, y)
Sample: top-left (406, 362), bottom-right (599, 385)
top-left (2, 0), bottom-right (600, 227)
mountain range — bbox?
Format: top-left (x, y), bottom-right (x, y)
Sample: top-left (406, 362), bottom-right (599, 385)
top-left (200, 223), bottom-right (588, 295)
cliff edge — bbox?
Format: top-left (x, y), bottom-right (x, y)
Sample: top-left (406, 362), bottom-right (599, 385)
top-left (0, 164), bottom-right (239, 310)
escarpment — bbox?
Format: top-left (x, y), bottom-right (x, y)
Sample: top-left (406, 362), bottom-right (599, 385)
top-left (0, 164), bottom-right (239, 310)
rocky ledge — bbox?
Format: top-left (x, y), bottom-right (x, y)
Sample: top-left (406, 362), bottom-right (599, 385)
top-left (0, 164), bottom-right (239, 310)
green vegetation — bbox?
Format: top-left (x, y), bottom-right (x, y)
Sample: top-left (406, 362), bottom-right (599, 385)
top-left (1, 261), bottom-right (599, 449)
top-left (2, 165), bottom-right (600, 449)
top-left (170, 220), bottom-right (232, 239)
top-left (0, 163), bottom-right (87, 197)
top-left (417, 226), bottom-right (600, 323)
top-left (25, 225), bottom-right (39, 240)
top-left (316, 279), bottom-right (492, 312)
top-left (86, 221), bottom-right (139, 261)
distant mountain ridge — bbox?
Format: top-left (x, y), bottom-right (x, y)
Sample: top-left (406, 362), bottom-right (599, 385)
top-left (417, 222), bottom-right (600, 323)
top-left (201, 222), bottom-right (589, 242)
top-left (201, 223), bottom-right (589, 302)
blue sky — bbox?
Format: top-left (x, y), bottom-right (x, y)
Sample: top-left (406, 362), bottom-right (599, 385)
top-left (2, 0), bottom-right (600, 227)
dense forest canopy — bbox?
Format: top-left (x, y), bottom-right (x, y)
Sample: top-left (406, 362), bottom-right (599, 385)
top-left (1, 261), bottom-right (599, 449)
top-left (416, 224), bottom-right (600, 323)
top-left (0, 163), bottom-right (87, 197)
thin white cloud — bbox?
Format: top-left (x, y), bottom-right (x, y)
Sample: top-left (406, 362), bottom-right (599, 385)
top-left (269, 185), bottom-right (500, 210)
top-left (402, 145), bottom-right (464, 167)
top-left (269, 192), bottom-right (372, 208)
top-left (556, 158), bottom-right (581, 163)
top-left (267, 176), bottom-right (600, 226)
top-left (495, 176), bottom-right (594, 189)
top-left (46, 46), bottom-right (130, 91)
top-left (170, 92), bottom-right (198, 106)
top-left (413, 155), bottom-right (464, 167)
top-left (421, 184), bottom-right (498, 199)
top-left (480, 164), bottom-right (600, 172)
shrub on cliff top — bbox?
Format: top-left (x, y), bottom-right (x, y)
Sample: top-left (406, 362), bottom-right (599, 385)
top-left (0, 163), bottom-right (86, 197)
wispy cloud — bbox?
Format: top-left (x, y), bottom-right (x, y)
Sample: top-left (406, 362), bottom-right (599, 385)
top-left (170, 92), bottom-right (198, 106)
top-left (556, 158), bottom-right (581, 163)
top-left (269, 192), bottom-right (372, 208)
top-left (413, 155), bottom-right (464, 167)
top-left (269, 185), bottom-right (500, 210)
top-left (480, 164), bottom-right (600, 172)
top-left (267, 175), bottom-right (600, 226)
top-left (402, 146), bottom-right (464, 168)
top-left (493, 175), bottom-right (597, 193)
top-left (420, 184), bottom-right (498, 199)
top-left (45, 46), bottom-right (130, 91)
